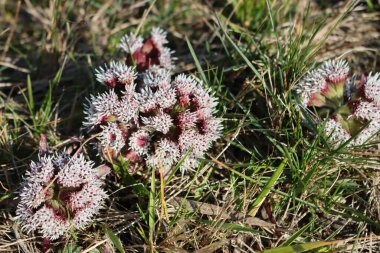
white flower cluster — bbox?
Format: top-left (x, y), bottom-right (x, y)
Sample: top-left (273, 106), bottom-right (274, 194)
top-left (326, 103), bottom-right (380, 148)
top-left (95, 61), bottom-right (136, 88)
top-left (84, 28), bottom-right (222, 173)
top-left (324, 118), bottom-right (351, 146)
top-left (16, 153), bottom-right (107, 240)
top-left (84, 70), bottom-right (222, 172)
top-left (295, 59), bottom-right (380, 148)
top-left (119, 27), bottom-right (174, 72)
top-left (295, 59), bottom-right (349, 106)
top-left (364, 73), bottom-right (380, 105)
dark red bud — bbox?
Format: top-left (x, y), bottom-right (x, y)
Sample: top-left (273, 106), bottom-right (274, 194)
top-left (347, 99), bottom-right (360, 113)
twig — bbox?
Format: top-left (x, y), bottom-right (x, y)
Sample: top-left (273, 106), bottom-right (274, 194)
top-left (1, 0), bottom-right (21, 60)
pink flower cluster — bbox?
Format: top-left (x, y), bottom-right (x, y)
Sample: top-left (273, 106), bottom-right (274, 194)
top-left (84, 29), bottom-right (222, 173)
top-left (120, 28), bottom-right (173, 72)
top-left (295, 59), bottom-right (349, 107)
top-left (295, 59), bottom-right (380, 147)
top-left (16, 153), bottom-right (107, 240)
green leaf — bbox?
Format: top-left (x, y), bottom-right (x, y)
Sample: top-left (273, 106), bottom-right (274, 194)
top-left (261, 241), bottom-right (333, 253)
top-left (186, 37), bottom-right (209, 87)
top-left (26, 75), bottom-right (34, 114)
top-left (113, 162), bottom-right (149, 196)
top-left (106, 228), bottom-right (125, 253)
top-left (148, 168), bottom-right (156, 245)
top-left (280, 220), bottom-right (313, 246)
top-left (248, 141), bottom-right (299, 216)
top-left (61, 243), bottom-right (82, 253)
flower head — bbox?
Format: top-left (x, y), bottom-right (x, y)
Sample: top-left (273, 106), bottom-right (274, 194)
top-left (95, 61), bottom-right (136, 88)
top-left (350, 101), bottom-right (380, 145)
top-left (129, 130), bottom-right (151, 156)
top-left (83, 90), bottom-right (120, 127)
top-left (120, 28), bottom-right (174, 71)
top-left (296, 59), bottom-right (380, 148)
top-left (142, 111), bottom-right (173, 134)
top-left (363, 73), bottom-right (380, 105)
top-left (84, 28), bottom-right (221, 174)
top-left (16, 153), bottom-right (107, 240)
top-left (119, 34), bottom-right (143, 54)
top-left (116, 89), bottom-right (140, 124)
top-left (146, 139), bottom-right (180, 172)
top-left (99, 122), bottom-right (126, 153)
top-left (318, 59), bottom-right (349, 84)
top-left (295, 59), bottom-right (349, 107)
top-left (323, 100), bottom-right (380, 148)
top-left (143, 66), bottom-right (171, 89)
top-left (84, 72), bottom-right (222, 173)
top-left (353, 101), bottom-right (380, 121)
top-left (324, 117), bottom-right (351, 148)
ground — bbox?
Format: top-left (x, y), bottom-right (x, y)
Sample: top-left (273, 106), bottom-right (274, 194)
top-left (0, 0), bottom-right (380, 252)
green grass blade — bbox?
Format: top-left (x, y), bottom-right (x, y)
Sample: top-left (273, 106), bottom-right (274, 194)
top-left (186, 37), bottom-right (209, 86)
top-left (201, 219), bottom-right (261, 234)
top-left (148, 168), bottom-right (156, 246)
top-left (261, 241), bottom-right (333, 253)
top-left (280, 220), bottom-right (313, 247)
top-left (22, 75), bottom-right (38, 129)
top-left (217, 17), bottom-right (265, 85)
top-left (247, 157), bottom-right (288, 217)
top-left (26, 75), bottom-right (34, 114)
top-left (248, 141), bottom-right (299, 216)
top-left (106, 228), bottom-right (125, 253)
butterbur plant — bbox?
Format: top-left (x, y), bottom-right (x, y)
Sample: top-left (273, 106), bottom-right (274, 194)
top-left (84, 28), bottom-right (222, 174)
top-left (295, 59), bottom-right (380, 147)
top-left (85, 68), bottom-right (222, 173)
top-left (16, 153), bottom-right (108, 240)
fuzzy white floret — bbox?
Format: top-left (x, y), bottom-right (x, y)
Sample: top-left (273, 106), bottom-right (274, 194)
top-left (128, 130), bottom-right (151, 156)
top-left (83, 90), bottom-right (120, 127)
top-left (173, 74), bottom-right (197, 96)
top-left (116, 90), bottom-right (139, 124)
top-left (154, 87), bottom-right (177, 109)
top-left (147, 138), bottom-right (180, 170)
top-left (318, 59), bottom-right (349, 83)
top-left (142, 111), bottom-right (173, 134)
top-left (17, 153), bottom-right (107, 240)
top-left (150, 27), bottom-right (168, 48)
top-left (354, 101), bottom-right (380, 121)
top-left (57, 154), bottom-right (96, 187)
top-left (354, 120), bottom-right (380, 145)
top-left (119, 33), bottom-right (143, 53)
top-left (364, 73), bottom-right (380, 105)
top-left (136, 87), bottom-right (157, 113)
top-left (143, 66), bottom-right (171, 89)
top-left (324, 118), bottom-right (351, 148)
top-left (99, 122), bottom-right (125, 153)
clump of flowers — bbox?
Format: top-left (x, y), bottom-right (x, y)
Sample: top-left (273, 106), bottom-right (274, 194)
top-left (84, 28), bottom-right (222, 173)
top-left (295, 59), bottom-right (380, 147)
top-left (16, 153), bottom-right (107, 240)
top-left (85, 69), bottom-right (222, 172)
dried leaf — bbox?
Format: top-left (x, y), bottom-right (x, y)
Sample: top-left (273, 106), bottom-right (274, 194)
top-left (96, 165), bottom-right (111, 178)
top-left (193, 239), bottom-right (229, 253)
top-left (169, 197), bottom-right (274, 228)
